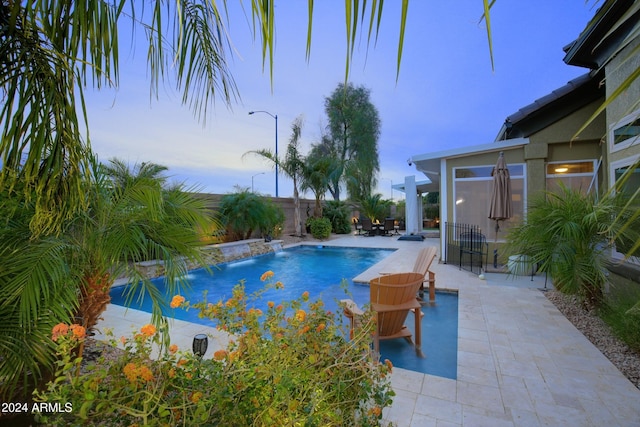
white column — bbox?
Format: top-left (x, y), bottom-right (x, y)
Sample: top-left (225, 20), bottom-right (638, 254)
top-left (404, 176), bottom-right (419, 234)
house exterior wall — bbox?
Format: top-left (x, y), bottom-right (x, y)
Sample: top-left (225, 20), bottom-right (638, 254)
top-left (605, 36), bottom-right (640, 167)
top-left (525, 100), bottom-right (605, 199)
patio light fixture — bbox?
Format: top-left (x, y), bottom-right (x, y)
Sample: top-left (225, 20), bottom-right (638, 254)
top-left (192, 334), bottom-right (208, 357)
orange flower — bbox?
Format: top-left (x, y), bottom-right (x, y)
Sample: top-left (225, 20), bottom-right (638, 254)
top-left (190, 391), bottom-right (203, 404)
top-left (301, 291), bottom-right (310, 301)
top-left (177, 358), bottom-right (188, 367)
top-left (120, 336), bottom-right (127, 345)
top-left (123, 363), bottom-right (138, 382)
top-left (295, 309), bottom-right (306, 322)
top-left (316, 323), bottom-right (326, 332)
top-left (70, 324), bottom-right (86, 340)
top-left (298, 325), bottom-right (310, 335)
top-left (138, 365), bottom-right (154, 382)
top-left (260, 270), bottom-right (275, 282)
top-left (275, 281), bottom-right (284, 289)
top-left (368, 406), bottom-right (382, 417)
top-left (168, 368), bottom-right (176, 378)
top-left (169, 344), bottom-right (178, 354)
top-left (213, 349), bottom-right (228, 361)
top-left (170, 295), bottom-right (185, 308)
top-left (140, 324), bottom-right (156, 337)
top-left (267, 301), bottom-right (275, 309)
top-left (51, 323), bottom-right (69, 342)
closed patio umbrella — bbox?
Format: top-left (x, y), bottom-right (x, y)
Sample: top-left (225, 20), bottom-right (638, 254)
top-left (488, 152), bottom-right (512, 267)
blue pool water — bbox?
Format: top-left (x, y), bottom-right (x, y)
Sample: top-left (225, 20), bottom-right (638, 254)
top-left (110, 245), bottom-right (458, 379)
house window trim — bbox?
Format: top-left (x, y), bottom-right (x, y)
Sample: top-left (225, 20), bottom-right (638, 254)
top-left (609, 154), bottom-right (640, 263)
top-left (609, 109), bottom-right (640, 154)
top-left (452, 162), bottom-right (526, 240)
top-left (546, 159), bottom-right (598, 193)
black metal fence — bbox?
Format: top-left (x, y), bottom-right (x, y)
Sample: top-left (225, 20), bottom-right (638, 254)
top-left (444, 222), bottom-right (489, 275)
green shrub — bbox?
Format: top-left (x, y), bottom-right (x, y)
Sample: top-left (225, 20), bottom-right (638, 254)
top-left (600, 276), bottom-right (640, 352)
top-left (34, 274), bottom-right (394, 426)
top-left (308, 217), bottom-right (332, 239)
top-left (323, 200), bottom-right (352, 234)
top-left (220, 190), bottom-right (284, 241)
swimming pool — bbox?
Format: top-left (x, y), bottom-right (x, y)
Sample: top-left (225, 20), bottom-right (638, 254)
top-left (110, 245), bottom-right (458, 379)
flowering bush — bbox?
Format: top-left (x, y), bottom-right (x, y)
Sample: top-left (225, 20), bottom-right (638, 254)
top-left (34, 273), bottom-right (394, 426)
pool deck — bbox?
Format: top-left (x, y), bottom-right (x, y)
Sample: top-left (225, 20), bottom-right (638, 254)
top-left (97, 234), bottom-right (640, 426)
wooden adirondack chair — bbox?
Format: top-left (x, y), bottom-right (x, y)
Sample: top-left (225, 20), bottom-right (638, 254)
top-left (380, 246), bottom-right (437, 303)
top-left (342, 272), bottom-right (424, 357)
top-left (412, 247), bottom-right (437, 303)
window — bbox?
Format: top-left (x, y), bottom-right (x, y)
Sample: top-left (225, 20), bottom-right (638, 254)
top-left (453, 163), bottom-right (525, 240)
top-left (610, 155), bottom-right (640, 264)
top-left (546, 160), bottom-right (597, 194)
top-left (609, 110), bottom-right (640, 153)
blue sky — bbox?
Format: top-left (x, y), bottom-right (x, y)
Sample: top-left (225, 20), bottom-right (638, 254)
top-left (84, 1), bottom-right (596, 199)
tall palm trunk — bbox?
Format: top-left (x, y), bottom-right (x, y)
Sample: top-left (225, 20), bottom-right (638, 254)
top-left (292, 177), bottom-right (302, 236)
top-left (77, 271), bottom-right (112, 333)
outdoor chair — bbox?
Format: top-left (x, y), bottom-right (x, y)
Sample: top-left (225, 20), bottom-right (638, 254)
top-left (380, 246), bottom-right (437, 303)
top-left (353, 218), bottom-right (363, 235)
top-left (381, 218), bottom-right (396, 236)
top-left (341, 272), bottom-right (424, 357)
top-left (360, 218), bottom-right (377, 236)
top-left (459, 231), bottom-right (489, 272)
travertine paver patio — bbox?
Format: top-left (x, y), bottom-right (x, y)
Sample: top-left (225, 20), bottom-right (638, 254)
top-left (97, 234), bottom-right (640, 426)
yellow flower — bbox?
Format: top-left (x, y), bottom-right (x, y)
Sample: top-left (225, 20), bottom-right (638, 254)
top-left (170, 295), bottom-right (185, 308)
top-left (295, 309), bottom-right (306, 322)
top-left (260, 270), bottom-right (275, 281)
top-left (140, 324), bottom-right (156, 337)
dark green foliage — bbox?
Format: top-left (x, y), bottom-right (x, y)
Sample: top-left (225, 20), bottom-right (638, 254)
top-left (219, 190), bottom-right (284, 241)
top-left (323, 200), bottom-right (352, 234)
top-left (322, 83), bottom-right (381, 201)
top-left (506, 185), bottom-right (636, 307)
top-left (358, 194), bottom-right (390, 222)
top-left (308, 217), bottom-right (332, 240)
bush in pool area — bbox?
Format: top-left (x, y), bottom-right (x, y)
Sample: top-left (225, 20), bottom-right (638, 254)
top-left (308, 216), bottom-right (332, 240)
top-left (34, 273), bottom-right (394, 426)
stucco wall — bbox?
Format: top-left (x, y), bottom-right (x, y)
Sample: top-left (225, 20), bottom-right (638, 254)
top-left (605, 36), bottom-right (640, 166)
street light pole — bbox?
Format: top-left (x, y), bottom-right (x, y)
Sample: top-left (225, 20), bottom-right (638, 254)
top-left (249, 110), bottom-right (278, 197)
top-left (251, 172), bottom-right (265, 193)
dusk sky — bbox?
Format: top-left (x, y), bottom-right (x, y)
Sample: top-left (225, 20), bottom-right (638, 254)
top-left (83, 1), bottom-right (597, 199)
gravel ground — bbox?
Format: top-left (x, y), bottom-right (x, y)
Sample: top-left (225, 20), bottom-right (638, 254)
top-left (545, 290), bottom-right (640, 390)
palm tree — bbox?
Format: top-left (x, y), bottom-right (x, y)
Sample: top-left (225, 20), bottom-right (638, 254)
top-left (245, 116), bottom-right (306, 236)
top-left (358, 193), bottom-right (389, 223)
top-left (0, 158), bottom-right (215, 399)
top-left (301, 153), bottom-right (332, 218)
top-left (0, 1), bottom-right (414, 236)
top-left (506, 184), bottom-right (638, 307)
